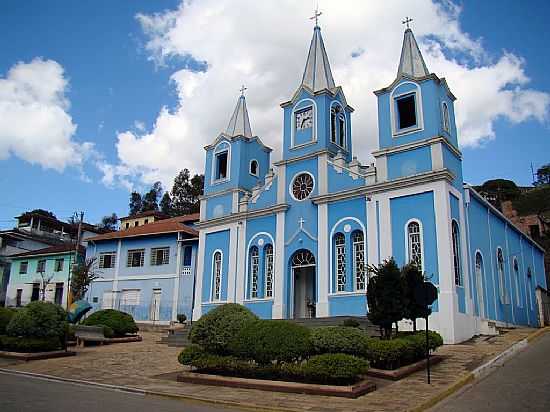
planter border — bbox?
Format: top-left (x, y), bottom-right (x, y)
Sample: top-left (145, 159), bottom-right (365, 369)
top-left (0, 350), bottom-right (76, 361)
top-left (177, 371), bottom-right (376, 398)
top-left (78, 335), bottom-right (142, 346)
top-left (367, 355), bottom-right (444, 380)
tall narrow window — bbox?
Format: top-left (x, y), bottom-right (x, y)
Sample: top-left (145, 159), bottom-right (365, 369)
top-left (249, 160), bottom-right (258, 176)
top-left (407, 221), bottom-right (422, 269)
top-left (527, 267), bottom-right (533, 310)
top-left (338, 112), bottom-right (345, 147)
top-left (36, 259), bottom-right (46, 273)
top-left (452, 221), bottom-right (462, 286)
top-left (213, 251), bottom-right (222, 301)
top-left (264, 244), bottom-right (274, 298)
top-left (397, 94), bottom-right (417, 130)
top-left (513, 258), bottom-right (521, 307)
top-left (475, 252), bottom-right (484, 317)
top-left (335, 233), bottom-right (346, 292)
top-left (249, 246), bottom-right (259, 298)
top-left (215, 151), bottom-right (228, 180)
top-left (330, 107), bottom-right (337, 143)
top-left (497, 248), bottom-right (506, 303)
top-left (442, 102), bottom-right (450, 132)
top-left (353, 231), bottom-right (366, 291)
top-left (19, 261), bottom-right (28, 274)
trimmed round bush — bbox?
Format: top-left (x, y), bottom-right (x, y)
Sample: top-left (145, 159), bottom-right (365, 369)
top-left (190, 304), bottom-right (258, 354)
top-left (302, 353), bottom-right (369, 385)
top-left (0, 335), bottom-right (62, 353)
top-left (230, 320), bottom-right (312, 364)
top-left (178, 344), bottom-right (207, 366)
top-left (0, 307), bottom-right (16, 334)
top-left (82, 309), bottom-right (138, 337)
top-left (399, 330), bottom-right (444, 358)
top-left (310, 326), bottom-right (370, 357)
top-left (6, 301), bottom-right (67, 343)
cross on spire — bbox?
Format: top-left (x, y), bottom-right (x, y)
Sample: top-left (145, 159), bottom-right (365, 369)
top-left (402, 16), bottom-right (413, 29)
top-left (239, 84), bottom-right (247, 96)
top-left (310, 6), bottom-right (322, 27)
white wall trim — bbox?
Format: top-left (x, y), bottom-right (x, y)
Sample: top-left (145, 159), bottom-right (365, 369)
top-left (390, 81), bottom-right (424, 137)
top-left (210, 140), bottom-right (231, 185)
top-left (192, 230), bottom-right (206, 320)
top-left (245, 232), bottom-right (276, 299)
top-left (210, 249), bottom-right (223, 301)
top-left (272, 211), bottom-right (286, 318)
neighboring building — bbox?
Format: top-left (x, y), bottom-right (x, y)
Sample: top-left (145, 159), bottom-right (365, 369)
top-left (119, 211), bottom-right (169, 230)
top-left (192, 22), bottom-right (547, 343)
top-left (500, 200), bottom-right (549, 241)
top-left (5, 244), bottom-right (83, 308)
top-left (85, 214), bottom-right (199, 324)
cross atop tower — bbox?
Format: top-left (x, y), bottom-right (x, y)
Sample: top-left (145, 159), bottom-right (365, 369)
top-left (402, 16), bottom-right (413, 29)
top-left (239, 84), bottom-right (247, 97)
top-left (310, 6), bottom-right (322, 27)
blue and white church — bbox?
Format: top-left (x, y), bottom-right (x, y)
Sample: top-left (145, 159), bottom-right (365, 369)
top-left (193, 22), bottom-right (546, 343)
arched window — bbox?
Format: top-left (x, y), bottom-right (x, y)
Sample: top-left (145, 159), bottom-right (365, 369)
top-left (442, 102), bottom-right (450, 133)
top-left (406, 221), bottom-right (423, 269)
top-left (353, 231), bottom-right (366, 291)
top-left (212, 251), bottom-right (222, 301)
top-left (330, 105), bottom-right (346, 147)
top-left (249, 160), bottom-right (258, 176)
top-left (264, 244), bottom-right (274, 298)
top-left (527, 267), bottom-right (533, 310)
top-left (513, 258), bottom-right (521, 307)
top-left (334, 233), bottom-right (346, 292)
top-left (496, 248), bottom-right (506, 303)
top-left (475, 252), bottom-right (484, 317)
top-left (249, 246), bottom-right (259, 298)
top-left (291, 249), bottom-right (315, 267)
top-left (452, 220), bottom-right (462, 286)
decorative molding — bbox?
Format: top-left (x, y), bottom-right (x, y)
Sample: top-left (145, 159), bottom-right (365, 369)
top-left (372, 136), bottom-right (462, 160)
top-left (196, 204), bottom-right (289, 230)
top-left (274, 149), bottom-right (332, 167)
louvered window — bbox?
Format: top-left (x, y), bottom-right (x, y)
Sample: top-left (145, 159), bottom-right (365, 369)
top-left (127, 249), bottom-right (145, 267)
top-left (151, 247), bottom-right (170, 266)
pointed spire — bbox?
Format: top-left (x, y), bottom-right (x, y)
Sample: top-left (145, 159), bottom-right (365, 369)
top-left (225, 93), bottom-right (252, 138)
top-left (397, 28), bottom-right (429, 78)
top-left (301, 25), bottom-right (336, 92)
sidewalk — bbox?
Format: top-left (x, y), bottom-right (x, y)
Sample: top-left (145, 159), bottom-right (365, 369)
top-left (0, 328), bottom-right (541, 412)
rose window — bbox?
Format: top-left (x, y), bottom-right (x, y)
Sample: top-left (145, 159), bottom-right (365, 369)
top-left (291, 173), bottom-right (314, 200)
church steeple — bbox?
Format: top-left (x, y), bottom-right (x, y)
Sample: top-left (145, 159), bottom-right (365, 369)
top-left (301, 25), bottom-right (335, 92)
top-left (397, 27), bottom-right (429, 78)
top-left (225, 92), bottom-right (252, 138)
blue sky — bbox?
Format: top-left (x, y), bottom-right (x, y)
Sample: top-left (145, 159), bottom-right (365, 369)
top-left (0, 0), bottom-right (548, 229)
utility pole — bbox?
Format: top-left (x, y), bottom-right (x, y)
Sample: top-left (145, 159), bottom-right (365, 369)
top-left (66, 211), bottom-right (84, 311)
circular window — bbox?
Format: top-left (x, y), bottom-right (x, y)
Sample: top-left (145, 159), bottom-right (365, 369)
top-left (291, 173), bottom-right (314, 200)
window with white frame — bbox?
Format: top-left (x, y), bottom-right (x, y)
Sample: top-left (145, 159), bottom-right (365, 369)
top-left (264, 244), bottom-right (274, 298)
top-left (442, 101), bottom-right (450, 133)
top-left (249, 246), bottom-right (259, 298)
top-left (54, 258), bottom-right (64, 272)
top-left (330, 104), bottom-right (346, 147)
top-left (334, 233), bottom-right (346, 292)
top-left (452, 220), bottom-right (462, 286)
top-left (99, 252), bottom-right (116, 269)
top-left (214, 151), bottom-right (228, 181)
top-left (513, 258), bottom-right (521, 307)
top-left (212, 251), bottom-right (222, 300)
top-left (19, 261), bottom-right (28, 274)
top-left (353, 231), bottom-right (366, 291)
top-left (127, 249), bottom-right (145, 267)
top-left (249, 160), bottom-right (258, 176)
top-left (496, 248), bottom-right (506, 303)
top-left (120, 289), bottom-right (141, 306)
top-left (151, 247), bottom-right (170, 266)
top-left (396, 94), bottom-right (417, 130)
top-left (407, 221), bottom-right (423, 269)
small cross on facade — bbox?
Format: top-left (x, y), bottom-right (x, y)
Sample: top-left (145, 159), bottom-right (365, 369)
top-left (402, 16), bottom-right (413, 29)
top-left (239, 84), bottom-right (247, 96)
top-left (310, 6), bottom-right (322, 27)
top-left (298, 217), bottom-right (306, 229)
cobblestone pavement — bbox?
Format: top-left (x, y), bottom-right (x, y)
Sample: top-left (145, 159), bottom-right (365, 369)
top-left (0, 328), bottom-right (537, 412)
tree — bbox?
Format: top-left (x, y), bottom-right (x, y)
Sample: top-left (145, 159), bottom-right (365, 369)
top-left (401, 264), bottom-right (431, 332)
top-left (171, 169), bottom-right (204, 215)
top-left (141, 181), bottom-right (162, 212)
top-left (535, 164), bottom-right (550, 187)
top-left (38, 272), bottom-right (55, 302)
top-left (129, 192), bottom-right (143, 216)
top-left (366, 258), bottom-right (405, 339)
top-left (98, 213), bottom-right (118, 231)
top-left (28, 209), bottom-right (56, 219)
top-left (479, 179), bottom-right (521, 204)
top-left (70, 258), bottom-right (101, 301)
top-left (160, 192), bottom-right (173, 216)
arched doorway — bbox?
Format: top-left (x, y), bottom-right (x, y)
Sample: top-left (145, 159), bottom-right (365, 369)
top-left (290, 249), bottom-right (316, 319)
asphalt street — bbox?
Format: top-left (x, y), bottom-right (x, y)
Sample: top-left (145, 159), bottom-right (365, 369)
top-left (433, 332), bottom-right (550, 412)
top-left (0, 371), bottom-right (242, 412)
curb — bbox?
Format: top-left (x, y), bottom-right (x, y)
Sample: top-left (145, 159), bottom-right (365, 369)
top-left (412, 327), bottom-right (550, 412)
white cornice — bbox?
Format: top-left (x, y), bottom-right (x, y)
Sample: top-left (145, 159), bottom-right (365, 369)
top-left (372, 136), bottom-right (462, 160)
top-left (273, 149), bottom-right (332, 167)
top-left (196, 204), bottom-right (289, 230)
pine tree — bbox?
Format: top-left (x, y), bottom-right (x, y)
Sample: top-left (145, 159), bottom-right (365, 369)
top-left (129, 192), bottom-right (143, 216)
top-left (401, 264), bottom-right (431, 331)
top-left (98, 213), bottom-right (118, 231)
top-left (171, 169), bottom-right (204, 215)
top-left (160, 192), bottom-right (173, 216)
top-left (141, 181), bottom-right (162, 212)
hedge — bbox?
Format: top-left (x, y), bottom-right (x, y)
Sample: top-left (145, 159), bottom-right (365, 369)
top-left (0, 308), bottom-right (16, 335)
top-left (230, 320), bottom-right (312, 364)
top-left (302, 353), bottom-right (369, 385)
top-left (310, 326), bottom-right (370, 357)
top-left (82, 309), bottom-right (138, 337)
top-left (190, 304), bottom-right (258, 354)
top-left (0, 335), bottom-right (62, 353)
top-left (6, 301), bottom-right (67, 342)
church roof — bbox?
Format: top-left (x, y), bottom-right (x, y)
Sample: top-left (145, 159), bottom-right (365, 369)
top-left (225, 95), bottom-right (252, 138)
top-left (301, 25), bottom-right (336, 92)
top-left (397, 28), bottom-right (429, 78)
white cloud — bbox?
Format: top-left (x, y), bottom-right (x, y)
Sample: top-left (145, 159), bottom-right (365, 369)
top-left (0, 58), bottom-right (92, 171)
top-left (105, 0), bottom-right (549, 188)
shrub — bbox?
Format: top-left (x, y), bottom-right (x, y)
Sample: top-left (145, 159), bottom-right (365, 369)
top-left (364, 338), bottom-right (417, 370)
top-left (230, 320), bottom-right (312, 364)
top-left (178, 344), bottom-right (207, 366)
top-left (177, 314), bottom-right (187, 324)
top-left (302, 354), bottom-right (369, 385)
top-left (342, 318), bottom-right (360, 328)
top-left (310, 326), bottom-right (370, 357)
top-left (0, 335), bottom-right (62, 353)
top-left (190, 304), bottom-right (258, 354)
top-left (82, 309), bottom-right (138, 337)
top-left (400, 330), bottom-right (443, 356)
top-left (6, 301), bottom-right (67, 343)
top-left (0, 307), bottom-right (16, 334)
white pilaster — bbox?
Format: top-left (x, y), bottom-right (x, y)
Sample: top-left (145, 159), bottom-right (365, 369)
top-left (376, 155), bottom-right (388, 182)
top-left (113, 239), bottom-right (122, 292)
top-left (235, 220), bottom-right (247, 304)
top-left (366, 197), bottom-right (379, 266)
top-left (272, 211), bottom-right (286, 318)
top-left (431, 142), bottom-right (444, 170)
top-left (317, 203), bottom-right (329, 317)
top-left (192, 230), bottom-right (206, 320)
top-left (277, 164), bottom-right (286, 203)
top-left (227, 224), bottom-right (238, 303)
top-left (172, 233), bottom-right (182, 322)
top-left (377, 196), bottom-right (392, 261)
top-left (199, 199), bottom-right (207, 221)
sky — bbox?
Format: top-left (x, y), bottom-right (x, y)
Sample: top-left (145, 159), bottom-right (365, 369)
top-left (0, 0), bottom-right (549, 229)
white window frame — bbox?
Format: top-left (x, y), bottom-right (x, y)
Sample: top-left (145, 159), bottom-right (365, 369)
top-left (249, 246), bottom-right (260, 298)
top-left (329, 101), bottom-right (347, 150)
top-left (451, 219), bottom-right (462, 286)
top-left (441, 101), bottom-right (450, 133)
top-left (289, 171), bottom-right (316, 202)
top-left (264, 244), bottom-right (274, 298)
top-left (54, 258), bottom-right (64, 272)
top-left (99, 252), bottom-right (116, 269)
top-left (150, 247), bottom-right (170, 266)
top-left (513, 258), bottom-right (521, 307)
top-left (352, 231), bottom-right (366, 291)
top-left (120, 289), bottom-right (141, 306)
top-left (496, 247), bottom-right (506, 303)
top-left (249, 159), bottom-right (259, 177)
top-left (290, 99), bottom-right (317, 149)
top-left (127, 249), bottom-right (145, 267)
top-left (211, 250), bottom-right (223, 301)
top-left (334, 232), bottom-right (346, 292)
top-left (390, 82), bottom-right (424, 137)
top-left (211, 141), bottom-right (231, 184)
top-left (405, 219), bottom-right (424, 272)
top-left (474, 251), bottom-right (485, 318)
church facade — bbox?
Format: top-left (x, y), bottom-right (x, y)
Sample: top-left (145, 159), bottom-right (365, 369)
top-left (192, 23), bottom-right (546, 343)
